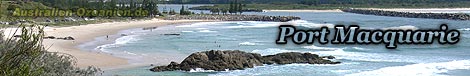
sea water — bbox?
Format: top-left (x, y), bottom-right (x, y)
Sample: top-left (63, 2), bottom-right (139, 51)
top-left (87, 12), bottom-right (470, 76)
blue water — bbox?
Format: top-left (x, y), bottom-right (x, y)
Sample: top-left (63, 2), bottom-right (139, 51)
top-left (87, 11), bottom-right (470, 76)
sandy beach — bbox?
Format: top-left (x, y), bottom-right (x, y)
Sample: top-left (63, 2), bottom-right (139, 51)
top-left (2, 19), bottom-right (215, 69)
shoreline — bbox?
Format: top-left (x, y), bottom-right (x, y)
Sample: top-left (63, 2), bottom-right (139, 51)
top-left (357, 8), bottom-right (470, 13)
top-left (263, 8), bottom-right (470, 13)
top-left (3, 19), bottom-right (216, 70)
top-left (342, 8), bottom-right (470, 20)
top-left (264, 9), bottom-right (343, 12)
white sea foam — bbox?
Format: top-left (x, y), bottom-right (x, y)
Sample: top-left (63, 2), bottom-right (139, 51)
top-left (458, 28), bottom-right (470, 31)
top-left (303, 45), bottom-right (341, 51)
top-left (209, 63), bottom-right (349, 76)
top-left (226, 21), bottom-right (279, 28)
top-left (332, 70), bottom-right (354, 73)
top-left (94, 35), bottom-right (140, 51)
top-left (289, 20), bottom-right (335, 28)
top-left (123, 51), bottom-right (138, 55)
top-left (352, 47), bottom-right (371, 51)
top-left (251, 48), bottom-right (300, 56)
top-left (198, 30), bottom-right (217, 33)
top-left (114, 35), bottom-right (139, 45)
top-left (239, 42), bottom-right (262, 46)
top-left (382, 25), bottom-right (418, 30)
top-left (302, 45), bottom-right (431, 63)
top-left (181, 31), bottom-right (194, 33)
top-left (346, 60), bottom-right (470, 76)
top-left (196, 28), bottom-right (208, 29)
top-left (309, 49), bottom-right (425, 63)
top-left (253, 46), bottom-right (421, 63)
top-left (176, 22), bottom-right (224, 27)
top-left (189, 68), bottom-right (227, 72)
top-left (222, 20), bottom-right (335, 29)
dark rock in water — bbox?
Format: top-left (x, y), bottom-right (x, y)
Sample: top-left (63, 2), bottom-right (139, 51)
top-left (322, 55), bottom-right (336, 59)
top-left (63, 36), bottom-right (75, 40)
top-left (143, 27), bottom-right (158, 30)
top-left (261, 52), bottom-right (340, 65)
top-left (163, 34), bottom-right (181, 36)
top-left (55, 36), bottom-right (75, 40)
top-left (44, 36), bottom-right (56, 39)
top-left (177, 50), bottom-right (263, 71)
top-left (150, 50), bottom-right (340, 72)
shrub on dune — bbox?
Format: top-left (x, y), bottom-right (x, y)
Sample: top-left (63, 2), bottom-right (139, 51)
top-left (0, 25), bottom-right (100, 76)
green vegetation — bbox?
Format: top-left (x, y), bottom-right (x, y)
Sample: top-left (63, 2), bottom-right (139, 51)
top-left (179, 5), bottom-right (192, 15)
top-left (0, 0), bottom-right (165, 27)
top-left (208, 0), bottom-right (244, 15)
top-left (0, 25), bottom-right (100, 76)
top-left (166, 0), bottom-right (470, 5)
top-left (43, 17), bottom-right (157, 26)
top-left (0, 0), bottom-right (7, 20)
top-left (0, 1), bottom-right (50, 21)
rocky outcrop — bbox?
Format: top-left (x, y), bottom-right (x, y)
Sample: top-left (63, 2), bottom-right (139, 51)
top-left (342, 8), bottom-right (470, 20)
top-left (164, 15), bottom-right (301, 22)
top-left (261, 52), bottom-right (340, 65)
top-left (150, 50), bottom-right (340, 72)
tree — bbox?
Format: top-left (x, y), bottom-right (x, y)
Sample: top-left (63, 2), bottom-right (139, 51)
top-left (142, 0), bottom-right (159, 16)
top-left (222, 9), bottom-right (228, 15)
top-left (228, 1), bottom-right (236, 14)
top-left (150, 1), bottom-right (160, 16)
top-left (180, 5), bottom-right (185, 15)
top-left (237, 2), bottom-right (243, 14)
top-left (108, 0), bottom-right (117, 9)
top-left (169, 9), bottom-right (176, 15)
top-left (210, 8), bottom-right (219, 14)
top-left (130, 0), bottom-right (136, 9)
top-left (179, 5), bottom-right (192, 15)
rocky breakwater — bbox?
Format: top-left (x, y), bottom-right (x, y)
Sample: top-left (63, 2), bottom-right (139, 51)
top-left (342, 8), bottom-right (470, 20)
top-left (150, 50), bottom-right (340, 72)
top-left (164, 15), bottom-right (301, 22)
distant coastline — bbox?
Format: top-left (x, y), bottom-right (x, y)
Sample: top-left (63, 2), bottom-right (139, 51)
top-left (342, 8), bottom-right (470, 20)
top-left (264, 9), bottom-right (342, 12)
top-left (261, 8), bottom-right (470, 13)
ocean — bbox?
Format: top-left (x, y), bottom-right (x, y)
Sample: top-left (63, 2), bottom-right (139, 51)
top-left (79, 9), bottom-right (470, 75)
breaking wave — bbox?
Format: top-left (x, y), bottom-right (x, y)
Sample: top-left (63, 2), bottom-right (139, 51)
top-left (347, 60), bottom-right (470, 76)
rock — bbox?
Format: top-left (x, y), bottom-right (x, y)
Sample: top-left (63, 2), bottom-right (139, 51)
top-left (176, 50), bottom-right (263, 71)
top-left (321, 55), bottom-right (336, 59)
top-left (64, 36), bottom-right (75, 40)
top-left (150, 50), bottom-right (340, 72)
top-left (163, 34), bottom-right (181, 36)
top-left (56, 36), bottom-right (75, 40)
top-left (44, 36), bottom-right (56, 39)
top-left (262, 52), bottom-right (339, 64)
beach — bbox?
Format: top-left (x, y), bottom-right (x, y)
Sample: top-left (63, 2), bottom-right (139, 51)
top-left (2, 19), bottom-right (215, 69)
